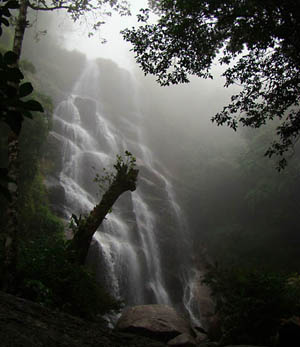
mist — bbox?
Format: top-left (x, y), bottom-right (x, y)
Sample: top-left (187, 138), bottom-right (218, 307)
top-left (18, 0), bottom-right (300, 300)
top-left (2, 1), bottom-right (300, 345)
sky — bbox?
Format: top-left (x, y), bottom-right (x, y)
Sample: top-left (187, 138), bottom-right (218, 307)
top-left (65, 0), bottom-right (149, 71)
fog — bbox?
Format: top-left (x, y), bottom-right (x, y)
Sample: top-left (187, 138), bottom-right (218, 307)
top-left (38, 0), bottom-right (150, 71)
top-left (19, 0), bottom-right (300, 299)
top-left (22, 1), bottom-right (247, 184)
top-left (2, 2), bottom-right (300, 344)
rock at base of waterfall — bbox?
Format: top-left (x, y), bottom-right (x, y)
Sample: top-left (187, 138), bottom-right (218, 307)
top-left (167, 333), bottom-right (197, 347)
top-left (194, 331), bottom-right (208, 344)
top-left (116, 304), bottom-right (192, 342)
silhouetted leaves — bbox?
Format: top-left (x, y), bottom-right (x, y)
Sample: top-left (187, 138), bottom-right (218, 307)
top-left (123, 0), bottom-right (300, 168)
top-left (1, 66), bottom-right (24, 82)
top-left (22, 99), bottom-right (44, 112)
top-left (0, 0), bottom-right (44, 201)
top-left (0, 0), bottom-right (19, 36)
top-left (0, 50), bottom-right (44, 136)
top-left (3, 51), bottom-right (18, 65)
top-left (19, 82), bottom-right (33, 98)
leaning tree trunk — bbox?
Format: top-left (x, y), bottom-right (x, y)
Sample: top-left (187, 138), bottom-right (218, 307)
top-left (67, 167), bottom-right (138, 265)
top-left (3, 0), bottom-right (28, 292)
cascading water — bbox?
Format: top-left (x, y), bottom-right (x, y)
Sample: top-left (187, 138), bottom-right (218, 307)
top-left (48, 58), bottom-right (201, 322)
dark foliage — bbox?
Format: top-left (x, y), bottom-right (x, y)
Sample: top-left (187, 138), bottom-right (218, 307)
top-left (17, 234), bottom-right (120, 318)
top-left (0, 0), bottom-right (18, 37)
top-left (203, 264), bottom-right (300, 345)
top-left (0, 0), bottom-right (43, 200)
top-left (123, 0), bottom-right (300, 168)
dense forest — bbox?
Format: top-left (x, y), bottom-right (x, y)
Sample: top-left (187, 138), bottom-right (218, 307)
top-left (1, 0), bottom-right (300, 346)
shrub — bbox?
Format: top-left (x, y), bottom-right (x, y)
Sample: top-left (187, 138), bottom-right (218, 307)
top-left (18, 235), bottom-right (120, 319)
top-left (203, 264), bottom-right (300, 345)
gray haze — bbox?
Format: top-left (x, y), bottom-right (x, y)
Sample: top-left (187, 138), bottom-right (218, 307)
top-left (19, 0), bottom-right (290, 325)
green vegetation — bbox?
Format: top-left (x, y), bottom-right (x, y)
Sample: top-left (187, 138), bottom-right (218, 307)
top-left (203, 265), bottom-right (300, 345)
top-left (1, 1), bottom-right (300, 343)
top-left (0, 55), bottom-right (120, 319)
top-left (0, 0), bottom-right (45, 291)
top-left (0, 8), bottom-right (120, 318)
top-left (18, 232), bottom-right (120, 318)
top-left (123, 0), bottom-right (300, 169)
top-left (174, 123), bottom-right (300, 344)
top-left (132, 16), bottom-right (300, 340)
top-left (197, 126), bottom-right (300, 271)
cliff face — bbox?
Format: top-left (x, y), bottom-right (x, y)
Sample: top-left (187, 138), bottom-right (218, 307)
top-left (0, 291), bottom-right (164, 347)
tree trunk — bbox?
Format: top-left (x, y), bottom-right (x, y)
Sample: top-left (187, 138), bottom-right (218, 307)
top-left (2, 0), bottom-right (28, 292)
top-left (13, 0), bottom-right (28, 60)
top-left (67, 167), bottom-right (138, 265)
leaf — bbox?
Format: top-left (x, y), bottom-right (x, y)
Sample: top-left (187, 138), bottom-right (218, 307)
top-left (19, 82), bottom-right (33, 97)
top-left (4, 51), bottom-right (18, 65)
top-left (1, 6), bottom-right (11, 17)
top-left (6, 0), bottom-right (19, 9)
top-left (0, 17), bottom-right (9, 26)
top-left (23, 99), bottom-right (44, 112)
top-left (0, 67), bottom-right (24, 82)
top-left (5, 110), bottom-right (23, 135)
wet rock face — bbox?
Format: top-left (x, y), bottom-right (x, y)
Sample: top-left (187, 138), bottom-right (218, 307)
top-left (116, 304), bottom-right (192, 342)
top-left (45, 177), bottom-right (66, 218)
top-left (74, 97), bottom-right (98, 137)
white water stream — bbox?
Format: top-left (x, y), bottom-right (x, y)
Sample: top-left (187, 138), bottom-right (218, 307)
top-left (49, 60), bottom-right (201, 323)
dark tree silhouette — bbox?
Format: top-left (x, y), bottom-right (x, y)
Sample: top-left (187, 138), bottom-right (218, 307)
top-left (68, 153), bottom-right (138, 265)
top-left (123, 0), bottom-right (300, 169)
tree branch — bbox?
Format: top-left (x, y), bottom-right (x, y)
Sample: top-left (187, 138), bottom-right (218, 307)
top-left (28, 2), bottom-right (69, 11)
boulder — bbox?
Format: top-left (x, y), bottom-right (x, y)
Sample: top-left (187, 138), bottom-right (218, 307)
top-left (0, 291), bottom-right (165, 347)
top-left (167, 333), bottom-right (196, 347)
top-left (116, 304), bottom-right (192, 342)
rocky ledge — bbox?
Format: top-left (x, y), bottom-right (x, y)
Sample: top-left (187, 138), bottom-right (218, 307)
top-left (0, 291), bottom-right (164, 347)
top-left (0, 292), bottom-right (269, 347)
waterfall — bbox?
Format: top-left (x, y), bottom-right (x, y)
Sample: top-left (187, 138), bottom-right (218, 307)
top-left (48, 59), bottom-right (199, 321)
